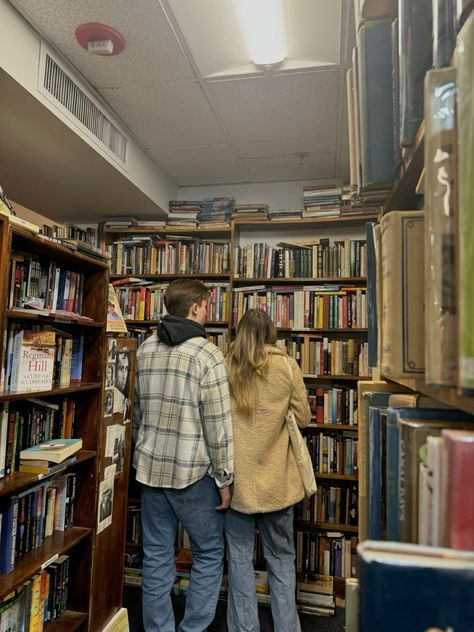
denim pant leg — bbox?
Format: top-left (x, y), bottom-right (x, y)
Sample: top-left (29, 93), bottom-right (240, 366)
top-left (168, 476), bottom-right (225, 632)
top-left (225, 508), bottom-right (260, 632)
top-left (258, 506), bottom-right (301, 632)
top-left (141, 484), bottom-right (178, 632)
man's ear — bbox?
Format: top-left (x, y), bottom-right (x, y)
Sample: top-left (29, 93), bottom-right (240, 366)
top-left (189, 302), bottom-right (199, 316)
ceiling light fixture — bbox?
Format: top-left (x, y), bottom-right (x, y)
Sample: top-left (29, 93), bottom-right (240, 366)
top-left (75, 23), bottom-right (125, 56)
top-left (232, 0), bottom-right (287, 69)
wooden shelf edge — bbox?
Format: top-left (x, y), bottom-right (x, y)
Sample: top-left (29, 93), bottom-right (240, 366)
top-left (232, 277), bottom-right (367, 284)
top-left (315, 473), bottom-right (358, 481)
top-left (382, 373), bottom-right (474, 415)
top-left (44, 610), bottom-right (88, 632)
top-left (0, 382), bottom-right (102, 402)
top-left (297, 521), bottom-right (358, 533)
top-left (233, 215), bottom-right (379, 227)
top-left (307, 424), bottom-right (358, 431)
top-left (110, 273), bottom-right (230, 279)
top-left (0, 527), bottom-right (92, 597)
top-left (0, 450), bottom-right (96, 497)
top-left (303, 375), bottom-right (370, 381)
top-left (5, 310), bottom-right (104, 328)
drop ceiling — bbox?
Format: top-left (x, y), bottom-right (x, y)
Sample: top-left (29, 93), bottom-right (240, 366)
top-left (7, 0), bottom-right (354, 189)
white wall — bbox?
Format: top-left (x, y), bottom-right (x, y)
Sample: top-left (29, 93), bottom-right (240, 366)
top-left (0, 0), bottom-right (177, 213)
top-left (178, 179), bottom-right (344, 211)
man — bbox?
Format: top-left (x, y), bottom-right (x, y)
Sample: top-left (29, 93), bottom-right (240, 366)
top-left (133, 279), bottom-right (234, 632)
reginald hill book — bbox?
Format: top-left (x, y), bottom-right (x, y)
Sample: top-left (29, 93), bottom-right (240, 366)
top-left (9, 330), bottom-right (56, 393)
top-left (359, 540), bottom-right (474, 632)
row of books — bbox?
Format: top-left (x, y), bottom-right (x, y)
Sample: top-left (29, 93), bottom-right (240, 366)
top-left (305, 433), bottom-right (357, 476)
top-left (307, 385), bottom-right (358, 426)
top-left (295, 530), bottom-right (358, 578)
top-left (0, 398), bottom-right (76, 478)
top-left (232, 286), bottom-right (367, 330)
top-left (109, 237), bottom-right (231, 276)
top-left (8, 254), bottom-right (85, 315)
top-left (278, 336), bottom-right (370, 377)
top-left (361, 390), bottom-right (474, 550)
top-left (3, 326), bottom-right (84, 393)
top-left (0, 473), bottom-right (76, 574)
top-left (0, 555), bottom-right (70, 630)
top-left (234, 239), bottom-right (367, 280)
top-left (126, 504), bottom-right (142, 545)
top-left (40, 222), bottom-right (97, 246)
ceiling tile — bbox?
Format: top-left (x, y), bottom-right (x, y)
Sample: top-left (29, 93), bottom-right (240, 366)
top-left (234, 136), bottom-right (335, 159)
top-left (100, 83), bottom-right (227, 148)
top-left (241, 152), bottom-right (336, 183)
top-left (9, 0), bottom-right (195, 87)
top-left (148, 145), bottom-right (244, 186)
top-left (206, 70), bottom-right (338, 144)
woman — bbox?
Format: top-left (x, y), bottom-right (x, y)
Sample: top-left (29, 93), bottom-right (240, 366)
top-left (225, 308), bottom-right (311, 632)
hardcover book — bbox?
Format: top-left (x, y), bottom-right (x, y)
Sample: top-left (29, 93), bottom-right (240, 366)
top-left (381, 211), bottom-right (425, 378)
top-left (19, 438), bottom-right (82, 464)
top-left (359, 540), bottom-right (474, 632)
top-left (424, 67), bottom-right (457, 386)
top-left (9, 330), bottom-right (56, 393)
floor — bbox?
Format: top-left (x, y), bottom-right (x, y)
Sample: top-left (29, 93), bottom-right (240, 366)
top-left (123, 586), bottom-right (345, 631)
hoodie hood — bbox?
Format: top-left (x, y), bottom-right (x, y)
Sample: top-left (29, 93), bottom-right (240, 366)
top-left (157, 314), bottom-right (207, 346)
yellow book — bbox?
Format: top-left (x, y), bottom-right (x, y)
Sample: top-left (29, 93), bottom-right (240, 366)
top-left (29, 574), bottom-right (42, 632)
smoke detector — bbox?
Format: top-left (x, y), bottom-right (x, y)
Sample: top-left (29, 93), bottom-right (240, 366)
top-left (75, 23), bottom-right (125, 56)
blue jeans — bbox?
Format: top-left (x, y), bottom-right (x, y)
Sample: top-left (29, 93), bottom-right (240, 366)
top-left (225, 506), bottom-right (301, 632)
top-left (141, 476), bottom-right (224, 632)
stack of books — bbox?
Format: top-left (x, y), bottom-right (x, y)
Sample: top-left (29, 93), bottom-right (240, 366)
top-left (232, 203), bottom-right (269, 220)
top-left (267, 209), bottom-right (302, 221)
top-left (167, 201), bottom-right (202, 228)
top-left (303, 186), bottom-right (342, 218)
top-left (199, 197), bottom-right (234, 227)
top-left (104, 217), bottom-right (138, 230)
top-left (19, 437), bottom-right (82, 474)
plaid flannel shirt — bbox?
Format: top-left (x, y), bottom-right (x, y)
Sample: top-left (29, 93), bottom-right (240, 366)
top-left (133, 333), bottom-right (234, 489)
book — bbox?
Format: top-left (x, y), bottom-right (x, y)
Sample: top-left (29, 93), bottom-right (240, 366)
top-left (359, 540), bottom-right (474, 631)
top-left (366, 223), bottom-right (378, 367)
top-left (381, 211), bottom-right (425, 378)
top-left (424, 67), bottom-right (457, 386)
top-left (19, 438), bottom-right (82, 464)
top-left (357, 20), bottom-right (394, 188)
top-left (101, 607), bottom-right (130, 632)
top-left (442, 429), bottom-right (474, 550)
top-left (9, 330), bottom-right (56, 393)
top-left (456, 14), bottom-right (474, 392)
top-left (106, 284), bottom-right (128, 334)
top-left (19, 454), bottom-right (77, 475)
top-left (345, 578), bottom-right (359, 632)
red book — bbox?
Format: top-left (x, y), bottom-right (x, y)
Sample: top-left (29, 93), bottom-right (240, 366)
top-left (443, 429), bottom-right (474, 550)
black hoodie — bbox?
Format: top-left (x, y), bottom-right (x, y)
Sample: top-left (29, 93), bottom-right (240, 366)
top-left (157, 314), bottom-right (207, 346)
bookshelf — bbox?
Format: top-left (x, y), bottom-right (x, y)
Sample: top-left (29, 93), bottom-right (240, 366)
top-left (104, 212), bottom-right (375, 604)
top-left (0, 217), bottom-right (126, 631)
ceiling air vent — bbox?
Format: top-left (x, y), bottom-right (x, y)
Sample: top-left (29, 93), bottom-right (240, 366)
top-left (41, 52), bottom-right (127, 164)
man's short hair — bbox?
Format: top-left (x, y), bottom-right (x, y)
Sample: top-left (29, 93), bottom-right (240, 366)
top-left (164, 279), bottom-right (209, 318)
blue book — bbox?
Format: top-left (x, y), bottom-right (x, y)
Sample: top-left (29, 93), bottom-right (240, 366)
top-left (357, 20), bottom-right (395, 187)
top-left (368, 406), bottom-right (388, 539)
top-left (0, 495), bottom-right (19, 573)
top-left (359, 540), bottom-right (474, 631)
top-left (366, 223), bottom-right (378, 367)
top-left (386, 408), bottom-right (401, 541)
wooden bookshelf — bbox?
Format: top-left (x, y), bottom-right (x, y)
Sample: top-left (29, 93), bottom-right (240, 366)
top-left (307, 424), bottom-right (358, 432)
top-left (303, 374), bottom-right (370, 381)
top-left (0, 217), bottom-right (113, 631)
top-left (315, 473), bottom-right (358, 482)
top-left (110, 273), bottom-right (231, 280)
top-left (233, 215), bottom-right (379, 228)
top-left (297, 521), bottom-right (359, 534)
top-left (233, 277), bottom-right (367, 284)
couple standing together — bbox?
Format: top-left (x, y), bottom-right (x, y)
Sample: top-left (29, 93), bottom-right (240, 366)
top-left (133, 279), bottom-right (311, 632)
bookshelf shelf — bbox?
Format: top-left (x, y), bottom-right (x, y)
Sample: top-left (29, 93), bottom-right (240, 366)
top-left (233, 277), bottom-right (367, 284)
top-left (383, 374), bottom-right (474, 416)
top-left (124, 319), bottom-right (229, 326)
top-left (297, 521), bottom-right (359, 533)
top-left (307, 423), bottom-right (358, 432)
top-left (0, 450), bottom-right (96, 497)
top-left (230, 326), bottom-right (367, 333)
top-left (125, 542), bottom-right (142, 550)
top-left (303, 374), bottom-right (369, 381)
top-left (103, 226), bottom-right (231, 235)
top-left (384, 120), bottom-right (425, 212)
top-left (233, 215), bottom-right (379, 228)
top-left (0, 382), bottom-right (102, 402)
top-left (110, 273), bottom-right (230, 280)
top-left (11, 228), bottom-right (108, 270)
top-left (5, 309), bottom-right (105, 328)
top-left (0, 527), bottom-right (91, 596)
top-left (314, 473), bottom-right (358, 481)
top-left (43, 610), bottom-right (88, 632)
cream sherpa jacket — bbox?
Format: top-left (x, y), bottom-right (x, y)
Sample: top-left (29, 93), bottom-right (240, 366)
top-left (228, 345), bottom-right (311, 514)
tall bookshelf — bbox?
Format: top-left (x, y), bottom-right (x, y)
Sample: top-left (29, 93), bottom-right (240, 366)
top-left (0, 217), bottom-right (123, 631)
top-left (100, 211), bottom-right (378, 603)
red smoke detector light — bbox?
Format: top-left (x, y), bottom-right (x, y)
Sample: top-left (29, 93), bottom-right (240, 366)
top-left (75, 23), bottom-right (125, 56)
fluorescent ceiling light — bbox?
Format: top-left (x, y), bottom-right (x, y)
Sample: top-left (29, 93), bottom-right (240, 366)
top-left (233, 0), bottom-right (287, 67)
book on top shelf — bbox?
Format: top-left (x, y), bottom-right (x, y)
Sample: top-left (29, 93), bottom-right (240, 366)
top-left (19, 437), bottom-right (82, 463)
top-left (9, 330), bottom-right (56, 393)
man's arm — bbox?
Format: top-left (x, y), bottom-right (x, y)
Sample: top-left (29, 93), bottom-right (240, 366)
top-left (200, 354), bottom-right (234, 494)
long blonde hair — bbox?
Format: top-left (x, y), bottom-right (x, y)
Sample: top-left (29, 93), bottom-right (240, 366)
top-left (227, 309), bottom-right (277, 414)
